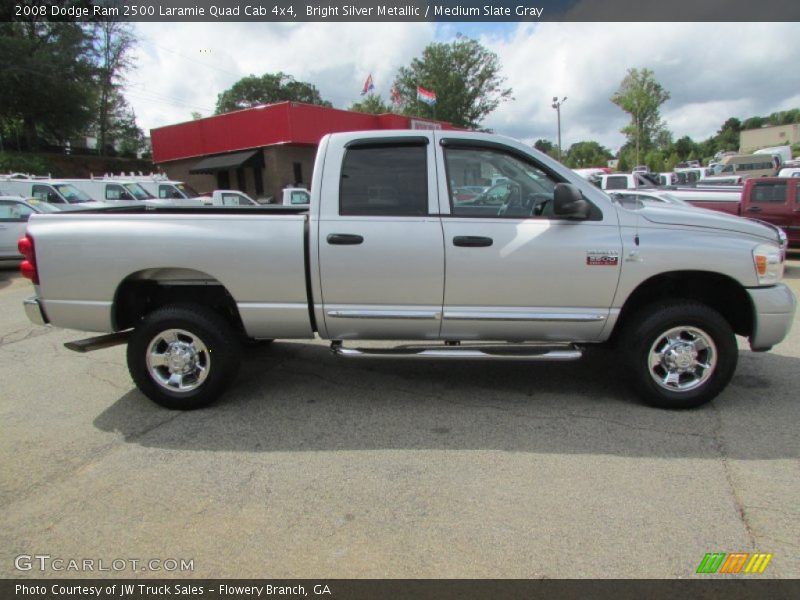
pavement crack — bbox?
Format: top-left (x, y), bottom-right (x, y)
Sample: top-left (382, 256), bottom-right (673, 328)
top-left (710, 403), bottom-right (756, 550)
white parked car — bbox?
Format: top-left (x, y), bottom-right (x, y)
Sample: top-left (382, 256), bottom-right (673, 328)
top-left (778, 168), bottom-right (800, 178)
top-left (0, 197), bottom-right (61, 261)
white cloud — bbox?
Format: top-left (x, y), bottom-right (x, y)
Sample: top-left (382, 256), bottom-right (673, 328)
top-left (124, 21), bottom-right (800, 154)
top-left (481, 22), bottom-right (800, 151)
top-left (126, 22), bottom-right (432, 132)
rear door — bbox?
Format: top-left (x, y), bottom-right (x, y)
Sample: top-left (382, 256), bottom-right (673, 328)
top-left (317, 133), bottom-right (444, 340)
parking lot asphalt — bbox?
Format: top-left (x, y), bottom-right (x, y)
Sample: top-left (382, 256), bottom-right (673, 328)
top-left (1, 261), bottom-right (798, 579)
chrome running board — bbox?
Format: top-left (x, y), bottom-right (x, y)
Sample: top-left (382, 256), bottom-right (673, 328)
top-left (330, 341), bottom-right (582, 361)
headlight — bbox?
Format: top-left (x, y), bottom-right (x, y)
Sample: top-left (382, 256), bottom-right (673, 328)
top-left (753, 244), bottom-right (783, 285)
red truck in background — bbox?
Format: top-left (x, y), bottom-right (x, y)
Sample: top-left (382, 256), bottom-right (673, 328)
top-left (674, 178), bottom-right (800, 248)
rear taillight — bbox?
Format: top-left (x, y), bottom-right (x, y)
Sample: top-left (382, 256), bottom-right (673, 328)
top-left (18, 235), bottom-right (39, 284)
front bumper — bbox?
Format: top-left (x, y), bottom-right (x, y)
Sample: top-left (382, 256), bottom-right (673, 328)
top-left (748, 284), bottom-right (796, 351)
top-left (24, 297), bottom-right (49, 326)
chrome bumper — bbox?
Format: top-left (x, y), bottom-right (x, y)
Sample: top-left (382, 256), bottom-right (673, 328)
top-left (23, 297), bottom-right (48, 326)
top-left (748, 284), bottom-right (796, 351)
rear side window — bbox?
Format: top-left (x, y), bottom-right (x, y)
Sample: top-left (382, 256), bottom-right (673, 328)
top-left (340, 145), bottom-right (427, 216)
top-left (751, 182), bottom-right (787, 203)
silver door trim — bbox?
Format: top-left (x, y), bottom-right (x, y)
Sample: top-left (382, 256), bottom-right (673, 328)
top-left (327, 309), bottom-right (441, 320)
top-left (443, 311), bottom-right (607, 322)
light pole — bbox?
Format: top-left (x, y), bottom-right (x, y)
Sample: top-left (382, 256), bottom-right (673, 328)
top-left (551, 96), bottom-right (567, 160)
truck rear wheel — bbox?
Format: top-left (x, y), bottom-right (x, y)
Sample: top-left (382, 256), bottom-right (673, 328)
top-left (623, 302), bottom-right (737, 409)
top-left (127, 304), bottom-right (242, 410)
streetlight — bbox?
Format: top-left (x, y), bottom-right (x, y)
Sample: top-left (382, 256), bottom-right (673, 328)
top-left (551, 96), bottom-right (567, 160)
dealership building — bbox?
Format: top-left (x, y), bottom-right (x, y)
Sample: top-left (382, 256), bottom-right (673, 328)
top-left (150, 102), bottom-right (455, 201)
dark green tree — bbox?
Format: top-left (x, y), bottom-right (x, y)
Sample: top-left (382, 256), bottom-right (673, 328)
top-left (215, 73), bottom-right (332, 114)
top-left (533, 139), bottom-right (554, 154)
top-left (0, 19), bottom-right (97, 150)
top-left (95, 20), bottom-right (135, 156)
top-left (610, 68), bottom-right (671, 165)
top-left (348, 94), bottom-right (391, 115)
top-left (393, 37), bottom-right (512, 129)
top-left (565, 140), bottom-right (613, 168)
top-left (714, 117), bottom-right (741, 152)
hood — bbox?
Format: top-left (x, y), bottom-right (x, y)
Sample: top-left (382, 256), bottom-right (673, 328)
top-left (631, 204), bottom-right (781, 245)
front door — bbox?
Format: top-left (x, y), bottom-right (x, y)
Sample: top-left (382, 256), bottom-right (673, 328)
top-left (437, 139), bottom-right (621, 342)
top-left (317, 136), bottom-right (444, 340)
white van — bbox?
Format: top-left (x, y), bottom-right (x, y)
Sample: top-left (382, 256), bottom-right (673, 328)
top-left (0, 178), bottom-right (96, 205)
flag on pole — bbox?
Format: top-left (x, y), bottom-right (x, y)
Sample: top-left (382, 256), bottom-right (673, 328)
top-left (360, 74), bottom-right (375, 96)
top-left (390, 82), bottom-right (402, 105)
top-left (416, 86), bottom-right (437, 105)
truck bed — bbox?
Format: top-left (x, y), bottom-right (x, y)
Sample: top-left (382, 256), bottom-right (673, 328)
top-left (27, 209), bottom-right (314, 339)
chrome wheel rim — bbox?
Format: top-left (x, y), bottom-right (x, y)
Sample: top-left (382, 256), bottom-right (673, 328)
top-left (648, 326), bottom-right (717, 392)
top-left (146, 329), bottom-right (210, 393)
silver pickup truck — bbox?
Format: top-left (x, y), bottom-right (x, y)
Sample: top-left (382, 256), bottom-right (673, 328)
top-left (20, 130), bottom-right (796, 410)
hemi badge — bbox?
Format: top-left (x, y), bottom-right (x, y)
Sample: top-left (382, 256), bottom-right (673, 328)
top-left (586, 251), bottom-right (619, 266)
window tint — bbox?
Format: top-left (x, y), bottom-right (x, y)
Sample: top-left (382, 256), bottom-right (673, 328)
top-left (751, 182), bottom-right (787, 203)
top-left (444, 147), bottom-right (563, 218)
top-left (340, 145), bottom-right (427, 216)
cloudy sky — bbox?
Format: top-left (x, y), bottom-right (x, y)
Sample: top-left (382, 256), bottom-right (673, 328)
top-left (126, 22), bottom-right (800, 153)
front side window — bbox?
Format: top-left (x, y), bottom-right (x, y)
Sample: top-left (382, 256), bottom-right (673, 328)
top-left (604, 176), bottom-right (629, 190)
top-left (105, 184), bottom-right (134, 201)
top-left (340, 144), bottom-right (427, 216)
top-left (32, 185), bottom-right (64, 204)
top-left (444, 146), bottom-right (568, 218)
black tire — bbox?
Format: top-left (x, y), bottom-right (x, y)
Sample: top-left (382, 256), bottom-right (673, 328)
top-left (623, 301), bottom-right (737, 409)
top-left (127, 304), bottom-right (242, 410)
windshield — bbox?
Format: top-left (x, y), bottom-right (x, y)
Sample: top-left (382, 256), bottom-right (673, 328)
top-left (54, 184), bottom-right (92, 203)
top-left (176, 183), bottom-right (199, 198)
top-left (124, 183), bottom-right (154, 200)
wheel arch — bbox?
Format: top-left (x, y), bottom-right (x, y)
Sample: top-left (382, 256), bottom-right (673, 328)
top-left (112, 268), bottom-right (245, 334)
top-left (612, 270), bottom-right (755, 341)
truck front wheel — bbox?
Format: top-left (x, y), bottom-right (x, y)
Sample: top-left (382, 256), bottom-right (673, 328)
top-left (127, 304), bottom-right (242, 410)
top-left (623, 302), bottom-right (737, 409)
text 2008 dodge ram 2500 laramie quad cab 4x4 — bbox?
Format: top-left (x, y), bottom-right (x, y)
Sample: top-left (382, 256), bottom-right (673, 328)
top-left (19, 131), bottom-right (796, 410)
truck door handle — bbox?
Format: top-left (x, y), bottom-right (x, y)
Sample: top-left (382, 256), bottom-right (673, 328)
top-left (327, 233), bottom-right (364, 245)
top-left (746, 207), bottom-right (762, 213)
top-left (453, 236), bottom-right (493, 247)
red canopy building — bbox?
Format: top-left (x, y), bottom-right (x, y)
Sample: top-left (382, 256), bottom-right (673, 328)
top-left (150, 102), bottom-right (455, 201)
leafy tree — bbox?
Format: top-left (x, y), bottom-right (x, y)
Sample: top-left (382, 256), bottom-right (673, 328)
top-left (565, 140), bottom-right (612, 168)
top-left (533, 139), bottom-right (554, 154)
top-left (610, 68), bottom-right (670, 165)
top-left (215, 73), bottom-right (331, 114)
top-left (742, 116), bottom-right (767, 130)
top-left (644, 149), bottom-right (665, 173)
top-left (95, 20), bottom-right (135, 156)
top-left (767, 109), bottom-right (800, 126)
top-left (0, 19), bottom-right (97, 150)
top-left (348, 93), bottom-right (391, 115)
top-left (714, 117), bottom-right (741, 152)
top-left (673, 135), bottom-right (698, 160)
top-left (393, 37), bottom-right (512, 129)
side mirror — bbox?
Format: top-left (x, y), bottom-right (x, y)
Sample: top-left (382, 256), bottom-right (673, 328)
top-left (553, 183), bottom-right (590, 219)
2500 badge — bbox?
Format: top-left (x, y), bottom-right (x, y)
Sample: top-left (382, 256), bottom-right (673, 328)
top-left (586, 251), bottom-right (619, 266)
